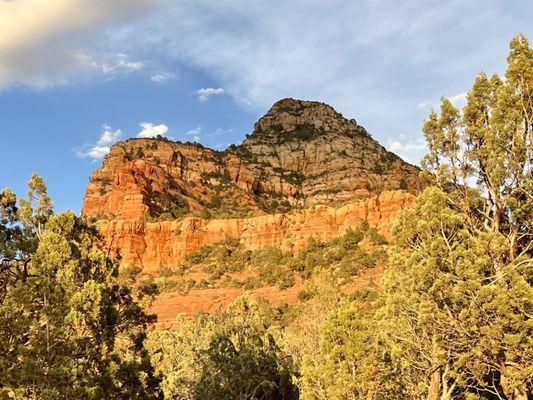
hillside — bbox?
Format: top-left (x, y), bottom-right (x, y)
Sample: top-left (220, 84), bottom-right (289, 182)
top-left (81, 98), bottom-right (420, 318)
top-left (82, 98), bottom-right (419, 220)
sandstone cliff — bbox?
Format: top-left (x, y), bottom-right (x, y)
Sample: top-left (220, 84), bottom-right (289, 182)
top-left (82, 98), bottom-right (420, 273)
top-left (82, 98), bottom-right (419, 221)
top-left (96, 190), bottom-right (415, 273)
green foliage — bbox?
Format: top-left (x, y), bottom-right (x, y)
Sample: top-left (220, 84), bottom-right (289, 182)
top-left (421, 34), bottom-right (532, 262)
top-left (179, 225), bottom-right (385, 292)
top-left (0, 177), bottom-right (161, 399)
top-left (375, 188), bottom-right (533, 399)
top-left (147, 296), bottom-right (299, 400)
top-left (299, 302), bottom-right (376, 400)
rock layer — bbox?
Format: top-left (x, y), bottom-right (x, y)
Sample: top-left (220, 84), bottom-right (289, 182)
top-left (82, 98), bottom-right (419, 221)
top-left (96, 191), bottom-right (415, 273)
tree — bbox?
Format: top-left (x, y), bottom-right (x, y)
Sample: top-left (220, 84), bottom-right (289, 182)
top-left (421, 34), bottom-right (532, 263)
top-left (299, 301), bottom-right (375, 400)
top-left (0, 176), bottom-right (161, 399)
top-left (194, 296), bottom-right (298, 400)
top-left (376, 35), bottom-right (532, 400)
top-left (378, 188), bottom-right (532, 400)
top-left (147, 315), bottom-right (218, 400)
top-left (148, 295), bottom-right (299, 400)
top-left (0, 174), bottom-right (52, 302)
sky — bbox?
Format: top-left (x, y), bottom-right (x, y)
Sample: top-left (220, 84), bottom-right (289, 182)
top-left (1, 0), bottom-right (532, 213)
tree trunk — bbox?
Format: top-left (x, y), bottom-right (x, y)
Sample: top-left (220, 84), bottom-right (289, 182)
top-left (427, 367), bottom-right (442, 400)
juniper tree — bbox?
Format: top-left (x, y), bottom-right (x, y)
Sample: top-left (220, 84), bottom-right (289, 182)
top-left (377, 35), bottom-right (532, 400)
top-left (0, 176), bottom-right (161, 399)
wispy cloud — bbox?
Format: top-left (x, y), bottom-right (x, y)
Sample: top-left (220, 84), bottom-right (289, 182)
top-left (131, 0), bottom-right (532, 147)
top-left (150, 72), bottom-right (178, 83)
top-left (417, 100), bottom-right (434, 109)
top-left (137, 122), bottom-right (169, 138)
top-left (184, 126), bottom-right (201, 142)
top-left (448, 92), bottom-right (467, 107)
top-left (196, 87), bottom-right (225, 101)
top-left (387, 134), bottom-right (426, 164)
top-left (76, 124), bottom-right (122, 161)
top-left (89, 53), bottom-right (144, 76)
top-left (186, 126), bottom-right (201, 136)
top-left (418, 91), bottom-right (468, 110)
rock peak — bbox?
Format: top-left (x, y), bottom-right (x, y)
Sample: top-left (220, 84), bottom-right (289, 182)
top-left (267, 98), bottom-right (338, 115)
top-left (83, 98), bottom-right (419, 222)
top-left (251, 98), bottom-right (367, 139)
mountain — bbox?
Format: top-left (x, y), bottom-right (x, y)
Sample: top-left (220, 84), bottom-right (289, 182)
top-left (81, 98), bottom-right (420, 318)
top-left (82, 98), bottom-right (419, 220)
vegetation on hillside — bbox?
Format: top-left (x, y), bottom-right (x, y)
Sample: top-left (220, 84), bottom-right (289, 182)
top-left (145, 224), bottom-right (387, 294)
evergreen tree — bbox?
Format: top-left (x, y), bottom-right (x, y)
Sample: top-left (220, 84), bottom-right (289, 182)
top-left (148, 295), bottom-right (299, 400)
top-left (376, 35), bottom-right (532, 400)
top-left (0, 176), bottom-right (161, 399)
top-left (378, 188), bottom-right (531, 399)
top-left (421, 34), bottom-right (532, 263)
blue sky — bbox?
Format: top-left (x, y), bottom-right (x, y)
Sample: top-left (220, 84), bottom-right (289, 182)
top-left (1, 0), bottom-right (532, 212)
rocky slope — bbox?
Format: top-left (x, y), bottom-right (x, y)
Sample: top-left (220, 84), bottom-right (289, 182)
top-left (82, 98), bottom-right (419, 222)
top-left (81, 98), bottom-right (420, 321)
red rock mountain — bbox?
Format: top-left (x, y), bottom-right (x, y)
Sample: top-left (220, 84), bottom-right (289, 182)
top-left (81, 99), bottom-right (420, 316)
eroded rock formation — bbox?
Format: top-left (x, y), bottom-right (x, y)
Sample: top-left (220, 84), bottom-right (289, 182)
top-left (82, 98), bottom-right (420, 273)
top-left (95, 190), bottom-right (415, 273)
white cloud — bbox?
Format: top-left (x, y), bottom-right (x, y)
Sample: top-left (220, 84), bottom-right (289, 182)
top-left (214, 128), bottom-right (233, 135)
top-left (0, 0), bottom-right (160, 89)
top-left (183, 126), bottom-right (202, 142)
top-left (82, 146), bottom-right (112, 160)
top-left (204, 128), bottom-right (234, 138)
top-left (418, 92), bottom-right (467, 110)
top-left (137, 122), bottom-right (169, 138)
top-left (387, 134), bottom-right (426, 164)
top-left (129, 0), bottom-right (533, 149)
top-left (150, 72), bottom-right (177, 83)
top-left (76, 124), bottom-right (122, 161)
top-left (97, 124), bottom-right (122, 145)
top-left (196, 87), bottom-right (225, 101)
top-left (186, 126), bottom-right (201, 136)
top-left (417, 100), bottom-right (434, 109)
top-left (77, 122), bottom-right (171, 161)
top-left (90, 53), bottom-right (144, 76)
top-left (448, 92), bottom-right (467, 107)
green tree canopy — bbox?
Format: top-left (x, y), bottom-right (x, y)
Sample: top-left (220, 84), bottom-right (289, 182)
top-left (376, 34), bottom-right (533, 400)
top-left (0, 176), bottom-right (161, 399)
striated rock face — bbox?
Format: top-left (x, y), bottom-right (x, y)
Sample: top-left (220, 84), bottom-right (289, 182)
top-left (82, 98), bottom-right (419, 220)
top-left (95, 190), bottom-right (415, 273)
top-left (81, 98), bottom-right (420, 273)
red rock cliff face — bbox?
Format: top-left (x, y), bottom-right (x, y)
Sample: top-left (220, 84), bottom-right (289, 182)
top-left (96, 190), bottom-right (415, 273)
top-left (81, 98), bottom-right (420, 273)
